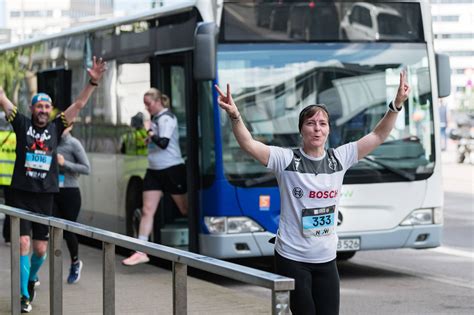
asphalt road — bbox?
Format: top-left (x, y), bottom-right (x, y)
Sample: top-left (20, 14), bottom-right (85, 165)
top-left (215, 149), bottom-right (474, 315)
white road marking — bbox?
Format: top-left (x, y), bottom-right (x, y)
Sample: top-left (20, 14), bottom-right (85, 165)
top-left (354, 247), bottom-right (474, 290)
top-left (354, 258), bottom-right (474, 290)
top-left (428, 246), bottom-right (474, 259)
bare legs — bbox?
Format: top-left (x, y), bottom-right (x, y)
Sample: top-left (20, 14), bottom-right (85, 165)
top-left (122, 190), bottom-right (188, 266)
top-left (138, 190), bottom-right (163, 237)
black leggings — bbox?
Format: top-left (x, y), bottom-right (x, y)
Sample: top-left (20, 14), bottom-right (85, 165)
top-left (274, 251), bottom-right (340, 315)
top-left (53, 188), bottom-right (81, 262)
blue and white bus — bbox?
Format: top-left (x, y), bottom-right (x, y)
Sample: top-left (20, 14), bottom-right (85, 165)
top-left (0, 0), bottom-right (450, 260)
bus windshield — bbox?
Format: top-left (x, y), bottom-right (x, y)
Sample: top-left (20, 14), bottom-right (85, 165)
top-left (218, 43), bottom-right (434, 186)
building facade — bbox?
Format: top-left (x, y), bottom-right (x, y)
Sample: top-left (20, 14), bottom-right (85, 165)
top-left (3, 0), bottom-right (113, 43)
top-left (431, 0), bottom-right (474, 109)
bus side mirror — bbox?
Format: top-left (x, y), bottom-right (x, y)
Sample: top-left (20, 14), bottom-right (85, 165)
top-left (436, 53), bottom-right (451, 98)
top-left (194, 22), bottom-right (218, 81)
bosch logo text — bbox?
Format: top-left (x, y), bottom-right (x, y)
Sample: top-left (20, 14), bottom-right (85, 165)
top-left (308, 190), bottom-right (338, 199)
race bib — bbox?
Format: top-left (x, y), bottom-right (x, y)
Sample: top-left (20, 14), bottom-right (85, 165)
top-left (25, 151), bottom-right (52, 171)
top-left (58, 174), bottom-right (65, 187)
top-left (301, 205), bottom-right (335, 238)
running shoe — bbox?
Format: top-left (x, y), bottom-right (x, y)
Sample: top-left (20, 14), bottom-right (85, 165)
top-left (21, 296), bottom-right (32, 313)
top-left (67, 260), bottom-right (83, 284)
top-left (122, 252), bottom-right (150, 266)
top-left (27, 279), bottom-right (39, 303)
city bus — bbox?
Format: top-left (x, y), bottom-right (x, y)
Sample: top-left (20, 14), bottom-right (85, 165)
top-left (0, 0), bottom-right (451, 260)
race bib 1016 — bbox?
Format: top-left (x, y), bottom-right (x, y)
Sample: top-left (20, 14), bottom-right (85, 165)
top-left (25, 151), bottom-right (52, 171)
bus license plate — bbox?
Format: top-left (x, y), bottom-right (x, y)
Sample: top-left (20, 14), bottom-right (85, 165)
top-left (337, 238), bottom-right (360, 251)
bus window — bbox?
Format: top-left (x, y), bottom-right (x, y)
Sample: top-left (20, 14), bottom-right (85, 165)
top-left (117, 63), bottom-right (150, 156)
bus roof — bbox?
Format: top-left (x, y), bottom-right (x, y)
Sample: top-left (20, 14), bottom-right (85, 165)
top-left (0, 0), bottom-right (198, 52)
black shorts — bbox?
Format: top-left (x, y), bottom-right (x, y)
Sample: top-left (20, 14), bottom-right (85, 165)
top-left (143, 164), bottom-right (187, 194)
top-left (7, 188), bottom-right (54, 241)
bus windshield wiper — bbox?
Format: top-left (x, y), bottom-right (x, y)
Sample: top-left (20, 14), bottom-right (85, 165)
top-left (362, 156), bottom-right (416, 181)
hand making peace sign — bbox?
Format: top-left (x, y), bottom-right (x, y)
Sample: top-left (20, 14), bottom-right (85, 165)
top-left (394, 69), bottom-right (410, 109)
top-left (214, 83), bottom-right (240, 120)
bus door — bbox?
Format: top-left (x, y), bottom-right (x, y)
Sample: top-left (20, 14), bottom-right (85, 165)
top-left (150, 51), bottom-right (198, 251)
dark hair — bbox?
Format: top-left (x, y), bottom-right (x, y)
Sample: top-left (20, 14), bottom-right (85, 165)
top-left (298, 104), bottom-right (331, 132)
top-left (131, 112), bottom-right (144, 129)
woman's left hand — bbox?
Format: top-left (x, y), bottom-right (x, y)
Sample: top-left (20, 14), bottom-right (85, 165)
top-left (57, 153), bottom-right (65, 166)
top-left (394, 69), bottom-right (410, 108)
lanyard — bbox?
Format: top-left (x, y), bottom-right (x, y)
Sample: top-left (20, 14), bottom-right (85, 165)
top-left (0, 131), bottom-right (13, 149)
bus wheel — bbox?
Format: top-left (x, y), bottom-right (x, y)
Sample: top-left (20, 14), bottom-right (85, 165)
top-left (337, 251), bottom-right (356, 261)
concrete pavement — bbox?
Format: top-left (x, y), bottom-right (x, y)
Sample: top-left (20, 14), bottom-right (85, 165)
top-left (0, 238), bottom-right (270, 314)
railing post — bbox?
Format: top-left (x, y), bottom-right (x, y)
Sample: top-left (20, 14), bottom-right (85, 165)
top-left (272, 290), bottom-right (291, 315)
top-left (172, 261), bottom-right (187, 315)
top-left (10, 216), bottom-right (20, 315)
top-left (49, 226), bottom-right (63, 315)
top-left (103, 242), bottom-right (115, 315)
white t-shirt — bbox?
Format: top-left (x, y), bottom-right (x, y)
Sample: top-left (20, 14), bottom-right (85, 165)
top-left (267, 142), bottom-right (358, 263)
top-left (147, 109), bottom-right (184, 170)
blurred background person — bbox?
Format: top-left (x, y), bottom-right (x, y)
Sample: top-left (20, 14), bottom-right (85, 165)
top-left (0, 111), bottom-right (16, 244)
top-left (53, 124), bottom-right (90, 284)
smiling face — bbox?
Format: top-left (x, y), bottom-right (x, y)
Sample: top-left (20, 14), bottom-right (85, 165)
top-left (30, 101), bottom-right (53, 128)
top-left (300, 108), bottom-right (330, 154)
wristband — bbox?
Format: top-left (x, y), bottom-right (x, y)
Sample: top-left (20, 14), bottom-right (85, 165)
top-left (388, 101), bottom-right (402, 113)
top-left (89, 79), bottom-right (99, 87)
top-left (229, 113), bottom-right (240, 121)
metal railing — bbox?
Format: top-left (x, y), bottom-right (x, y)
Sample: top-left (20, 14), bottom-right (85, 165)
top-left (0, 204), bottom-right (294, 315)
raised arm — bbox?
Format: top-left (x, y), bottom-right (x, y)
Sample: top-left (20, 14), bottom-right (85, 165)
top-left (215, 84), bottom-right (270, 166)
top-left (64, 56), bottom-right (107, 124)
top-left (0, 87), bottom-right (15, 118)
top-left (357, 69), bottom-right (410, 160)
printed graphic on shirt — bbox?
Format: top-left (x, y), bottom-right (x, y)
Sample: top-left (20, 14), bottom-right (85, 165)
top-left (24, 126), bottom-right (54, 179)
top-left (292, 187), bottom-right (304, 198)
top-left (284, 148), bottom-right (343, 175)
top-left (301, 205), bottom-right (335, 237)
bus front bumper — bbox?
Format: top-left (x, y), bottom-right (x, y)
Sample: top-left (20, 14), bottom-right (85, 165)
top-left (338, 224), bottom-right (443, 251)
top-left (199, 224), bottom-right (442, 259)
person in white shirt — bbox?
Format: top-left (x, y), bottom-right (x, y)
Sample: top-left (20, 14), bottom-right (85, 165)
top-left (215, 70), bottom-right (410, 315)
top-left (122, 88), bottom-right (187, 266)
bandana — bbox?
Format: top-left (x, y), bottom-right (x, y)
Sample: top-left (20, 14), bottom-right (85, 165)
top-left (31, 93), bottom-right (52, 106)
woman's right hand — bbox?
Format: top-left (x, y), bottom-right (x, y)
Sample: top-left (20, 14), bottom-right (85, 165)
top-left (215, 84), bottom-right (240, 119)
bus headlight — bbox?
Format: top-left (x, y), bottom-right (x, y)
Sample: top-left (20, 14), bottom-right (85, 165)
top-left (204, 216), bottom-right (265, 234)
top-left (400, 208), bottom-right (436, 226)
top-left (204, 217), bottom-right (226, 234)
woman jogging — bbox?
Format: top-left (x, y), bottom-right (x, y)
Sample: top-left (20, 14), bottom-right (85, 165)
top-left (215, 70), bottom-right (410, 315)
top-left (122, 88), bottom-right (187, 266)
top-left (53, 124), bottom-right (90, 284)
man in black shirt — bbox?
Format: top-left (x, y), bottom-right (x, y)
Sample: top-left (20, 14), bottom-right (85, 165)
top-left (0, 56), bottom-right (106, 313)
